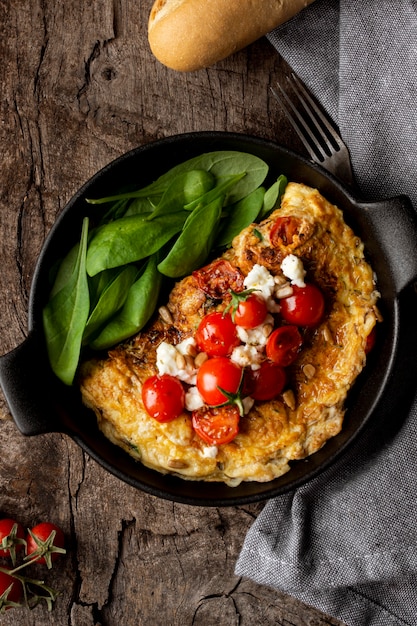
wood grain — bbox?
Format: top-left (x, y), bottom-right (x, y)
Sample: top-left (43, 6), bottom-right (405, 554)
top-left (0, 1), bottom-right (345, 624)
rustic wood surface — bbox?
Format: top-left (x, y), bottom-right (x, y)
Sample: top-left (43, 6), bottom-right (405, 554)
top-left (0, 1), bottom-right (346, 624)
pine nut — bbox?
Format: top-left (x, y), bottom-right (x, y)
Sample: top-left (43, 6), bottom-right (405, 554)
top-left (262, 323), bottom-right (274, 337)
top-left (303, 364), bottom-right (316, 379)
top-left (282, 389), bottom-right (296, 410)
top-left (194, 352), bottom-right (208, 368)
top-left (175, 353), bottom-right (186, 369)
top-left (322, 324), bottom-right (333, 343)
top-left (184, 355), bottom-right (195, 371)
top-left (158, 305), bottom-right (173, 324)
top-left (275, 284), bottom-right (293, 299)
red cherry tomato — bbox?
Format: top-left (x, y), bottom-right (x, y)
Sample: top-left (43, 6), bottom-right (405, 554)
top-left (26, 522), bottom-right (65, 566)
top-left (249, 362), bottom-right (287, 401)
top-left (195, 312), bottom-right (240, 357)
top-left (234, 293), bottom-right (268, 329)
top-left (0, 568), bottom-right (23, 610)
top-left (266, 325), bottom-right (303, 366)
top-left (142, 374), bottom-right (185, 423)
top-left (280, 284), bottom-right (325, 327)
top-left (270, 216), bottom-right (301, 247)
top-left (196, 357), bottom-right (242, 406)
top-left (193, 259), bottom-right (244, 299)
top-left (0, 518), bottom-right (25, 562)
top-left (192, 405), bottom-right (240, 445)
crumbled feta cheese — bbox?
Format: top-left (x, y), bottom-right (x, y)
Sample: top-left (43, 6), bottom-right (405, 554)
top-left (156, 342), bottom-right (178, 376)
top-left (281, 254), bottom-right (306, 287)
top-left (201, 445), bottom-right (218, 459)
top-left (176, 336), bottom-right (196, 356)
top-left (231, 344), bottom-right (262, 370)
top-left (244, 264), bottom-right (280, 312)
top-left (185, 386), bottom-right (205, 411)
top-left (244, 264), bottom-right (276, 299)
top-left (236, 314), bottom-right (274, 347)
top-left (156, 341), bottom-right (197, 385)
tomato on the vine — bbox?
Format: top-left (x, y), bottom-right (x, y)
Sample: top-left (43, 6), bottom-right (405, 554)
top-left (192, 405), bottom-right (240, 445)
top-left (26, 522), bottom-right (65, 567)
top-left (142, 374), bottom-right (185, 423)
top-left (0, 568), bottom-right (23, 610)
top-left (195, 312), bottom-right (240, 357)
top-left (196, 356), bottom-right (242, 407)
top-left (266, 325), bottom-right (303, 366)
top-left (0, 519), bottom-right (25, 562)
top-left (248, 362), bottom-right (287, 401)
top-left (280, 283), bottom-right (325, 327)
top-left (232, 292), bottom-right (268, 329)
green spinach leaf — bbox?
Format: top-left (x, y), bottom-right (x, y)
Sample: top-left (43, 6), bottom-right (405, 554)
top-left (157, 196), bottom-right (223, 278)
top-left (147, 169), bottom-right (214, 221)
top-left (43, 217), bottom-right (90, 385)
top-left (215, 186), bottom-right (265, 248)
top-left (83, 264), bottom-right (139, 344)
top-left (90, 255), bottom-right (162, 350)
top-left (86, 211), bottom-right (187, 276)
top-left (259, 174), bottom-right (288, 219)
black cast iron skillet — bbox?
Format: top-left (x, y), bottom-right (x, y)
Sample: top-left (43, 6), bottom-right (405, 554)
top-left (1, 131), bottom-right (417, 506)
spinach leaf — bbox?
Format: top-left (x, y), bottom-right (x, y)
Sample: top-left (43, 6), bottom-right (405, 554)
top-left (86, 151), bottom-right (268, 207)
top-left (183, 172), bottom-right (246, 212)
top-left (215, 186), bottom-right (265, 248)
top-left (259, 175), bottom-right (288, 219)
top-left (147, 169), bottom-right (214, 221)
top-left (90, 255), bottom-right (162, 350)
top-left (124, 197), bottom-right (158, 216)
top-left (157, 196), bottom-right (223, 278)
top-left (43, 217), bottom-right (90, 385)
top-left (86, 211), bottom-right (187, 276)
top-left (161, 151), bottom-right (268, 204)
top-left (83, 264), bottom-right (139, 344)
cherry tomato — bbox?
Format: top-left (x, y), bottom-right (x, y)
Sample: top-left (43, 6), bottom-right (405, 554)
top-left (142, 374), bottom-right (185, 423)
top-left (248, 362), bottom-right (287, 401)
top-left (26, 522), bottom-right (65, 566)
top-left (192, 259), bottom-right (244, 299)
top-left (270, 216), bottom-right (301, 247)
top-left (0, 519), bottom-right (25, 562)
top-left (0, 568), bottom-right (23, 610)
top-left (196, 357), bottom-right (242, 406)
top-left (266, 325), bottom-right (303, 366)
top-left (280, 284), bottom-right (325, 327)
top-left (234, 293), bottom-right (268, 329)
top-left (192, 405), bottom-right (240, 445)
top-left (195, 312), bottom-right (240, 357)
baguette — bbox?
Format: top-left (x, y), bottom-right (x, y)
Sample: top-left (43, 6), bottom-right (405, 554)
top-left (148, 0), bottom-right (316, 72)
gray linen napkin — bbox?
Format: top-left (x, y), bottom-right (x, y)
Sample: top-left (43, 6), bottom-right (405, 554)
top-left (235, 2), bottom-right (417, 625)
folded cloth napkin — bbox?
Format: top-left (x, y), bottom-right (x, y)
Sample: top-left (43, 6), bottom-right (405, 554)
top-left (235, 2), bottom-right (417, 625)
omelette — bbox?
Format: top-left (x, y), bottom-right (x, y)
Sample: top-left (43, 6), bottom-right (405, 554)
top-left (79, 182), bottom-right (380, 486)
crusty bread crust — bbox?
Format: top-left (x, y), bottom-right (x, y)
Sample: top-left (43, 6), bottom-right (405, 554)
top-left (148, 0), bottom-right (316, 71)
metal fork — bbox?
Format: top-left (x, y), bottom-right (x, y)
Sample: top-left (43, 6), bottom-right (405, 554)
top-left (270, 72), bottom-right (355, 187)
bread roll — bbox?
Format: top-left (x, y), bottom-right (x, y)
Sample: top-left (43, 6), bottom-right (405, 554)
top-left (148, 0), bottom-right (316, 72)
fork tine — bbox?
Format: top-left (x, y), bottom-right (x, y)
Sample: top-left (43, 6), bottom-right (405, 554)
top-left (270, 71), bottom-right (355, 187)
top-left (289, 72), bottom-right (343, 152)
top-left (270, 83), bottom-right (326, 163)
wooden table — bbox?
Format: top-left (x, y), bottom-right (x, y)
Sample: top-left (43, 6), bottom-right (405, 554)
top-left (0, 2), bottom-right (346, 624)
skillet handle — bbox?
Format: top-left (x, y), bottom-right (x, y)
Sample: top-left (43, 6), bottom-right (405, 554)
top-left (0, 331), bottom-right (65, 436)
top-left (361, 194), bottom-right (417, 294)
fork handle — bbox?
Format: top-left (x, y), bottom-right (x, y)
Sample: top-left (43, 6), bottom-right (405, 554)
top-left (360, 194), bottom-right (417, 295)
